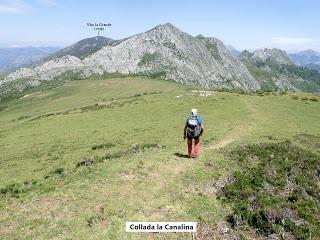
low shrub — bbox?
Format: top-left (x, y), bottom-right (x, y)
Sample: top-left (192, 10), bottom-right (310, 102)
top-left (91, 142), bottom-right (115, 150)
top-left (309, 96), bottom-right (319, 102)
top-left (221, 141), bottom-right (320, 239)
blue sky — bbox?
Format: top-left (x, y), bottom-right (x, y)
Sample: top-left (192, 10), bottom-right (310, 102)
top-left (1, 0), bottom-right (320, 51)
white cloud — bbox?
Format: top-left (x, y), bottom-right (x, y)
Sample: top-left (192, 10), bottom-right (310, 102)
top-left (272, 37), bottom-right (320, 45)
top-left (0, 0), bottom-right (56, 15)
top-left (0, 0), bottom-right (30, 14)
top-left (36, 0), bottom-right (57, 6)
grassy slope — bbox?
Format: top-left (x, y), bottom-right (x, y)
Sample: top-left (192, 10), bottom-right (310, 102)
top-left (0, 77), bottom-right (319, 239)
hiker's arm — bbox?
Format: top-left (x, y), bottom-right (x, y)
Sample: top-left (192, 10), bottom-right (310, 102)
top-left (183, 124), bottom-right (187, 139)
top-left (200, 124), bottom-right (204, 136)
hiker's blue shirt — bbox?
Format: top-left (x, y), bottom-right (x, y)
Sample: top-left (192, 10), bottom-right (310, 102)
top-left (186, 115), bottom-right (203, 125)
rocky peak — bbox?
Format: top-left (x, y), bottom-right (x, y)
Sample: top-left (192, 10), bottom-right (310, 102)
top-left (251, 48), bottom-right (293, 65)
top-left (152, 23), bottom-right (179, 32)
top-left (143, 22), bottom-right (187, 42)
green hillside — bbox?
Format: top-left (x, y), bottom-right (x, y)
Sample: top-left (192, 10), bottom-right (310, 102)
top-left (240, 58), bottom-right (320, 93)
top-left (0, 76), bottom-right (319, 239)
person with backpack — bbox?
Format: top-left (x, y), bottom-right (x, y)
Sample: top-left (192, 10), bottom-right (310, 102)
top-left (183, 108), bottom-right (204, 158)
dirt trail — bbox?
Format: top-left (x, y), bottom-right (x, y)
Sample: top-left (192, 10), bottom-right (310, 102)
top-left (20, 91), bottom-right (42, 99)
top-left (208, 138), bottom-right (235, 150)
top-left (205, 98), bottom-right (267, 151)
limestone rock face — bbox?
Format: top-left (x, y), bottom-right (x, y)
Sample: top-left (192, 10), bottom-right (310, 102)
top-left (5, 55), bottom-right (84, 82)
top-left (251, 48), bottom-right (293, 65)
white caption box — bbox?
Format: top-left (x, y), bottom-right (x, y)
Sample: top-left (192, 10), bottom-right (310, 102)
top-left (126, 222), bottom-right (197, 233)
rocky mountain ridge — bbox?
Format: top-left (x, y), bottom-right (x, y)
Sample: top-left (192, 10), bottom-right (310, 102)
top-left (239, 48), bottom-right (293, 65)
top-left (2, 23), bottom-right (320, 94)
top-left (43, 36), bottom-right (123, 61)
top-left (239, 48), bottom-right (320, 91)
top-left (3, 23), bottom-right (260, 93)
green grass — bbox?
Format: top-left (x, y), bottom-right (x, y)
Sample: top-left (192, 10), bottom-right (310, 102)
top-left (0, 76), bottom-right (319, 239)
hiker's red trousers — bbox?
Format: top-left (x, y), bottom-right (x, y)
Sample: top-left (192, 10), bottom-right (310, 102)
top-left (187, 137), bottom-right (200, 157)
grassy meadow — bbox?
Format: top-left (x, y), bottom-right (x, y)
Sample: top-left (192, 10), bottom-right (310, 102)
top-left (0, 76), bottom-right (319, 239)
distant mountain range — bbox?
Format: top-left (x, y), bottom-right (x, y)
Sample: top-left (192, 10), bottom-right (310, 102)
top-left (239, 49), bottom-right (320, 92)
top-left (42, 36), bottom-right (123, 61)
top-left (227, 47), bottom-right (320, 73)
top-left (288, 50), bottom-right (320, 72)
top-left (1, 23), bottom-right (320, 94)
top-left (0, 47), bottom-right (60, 74)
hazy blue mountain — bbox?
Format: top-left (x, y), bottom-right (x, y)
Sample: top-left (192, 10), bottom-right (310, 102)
top-left (289, 50), bottom-right (320, 65)
top-left (226, 45), bottom-right (241, 57)
top-left (288, 50), bottom-right (320, 72)
top-left (44, 36), bottom-right (123, 61)
top-left (0, 47), bottom-right (60, 73)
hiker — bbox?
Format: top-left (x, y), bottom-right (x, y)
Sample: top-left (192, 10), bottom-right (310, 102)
top-left (183, 108), bottom-right (204, 158)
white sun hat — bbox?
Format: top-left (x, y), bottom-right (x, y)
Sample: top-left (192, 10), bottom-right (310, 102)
top-left (191, 108), bottom-right (197, 116)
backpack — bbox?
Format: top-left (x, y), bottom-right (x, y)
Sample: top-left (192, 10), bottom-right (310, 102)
top-left (186, 116), bottom-right (201, 138)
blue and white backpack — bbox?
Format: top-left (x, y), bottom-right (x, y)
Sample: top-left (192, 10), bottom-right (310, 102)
top-left (186, 115), bottom-right (201, 138)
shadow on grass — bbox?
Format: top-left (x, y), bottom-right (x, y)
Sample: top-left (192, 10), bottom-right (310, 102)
top-left (173, 152), bottom-right (190, 158)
